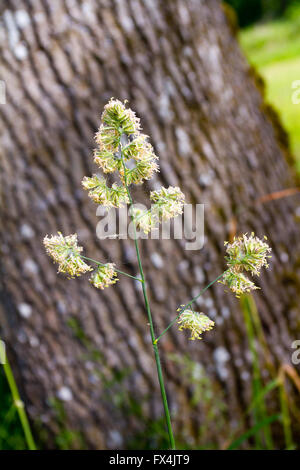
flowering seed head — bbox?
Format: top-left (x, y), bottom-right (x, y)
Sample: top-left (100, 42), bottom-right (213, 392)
top-left (101, 98), bottom-right (141, 136)
top-left (82, 175), bottom-right (129, 208)
top-left (122, 134), bottom-right (155, 161)
top-left (89, 263), bottom-right (118, 289)
top-left (43, 232), bottom-right (92, 278)
top-left (220, 270), bottom-right (259, 298)
top-left (177, 309), bottom-right (215, 340)
top-left (95, 124), bottom-right (121, 154)
top-left (131, 207), bottom-right (158, 234)
top-left (150, 186), bottom-right (185, 220)
top-left (94, 99), bottom-right (141, 169)
top-left (120, 156), bottom-right (159, 185)
top-left (93, 148), bottom-right (121, 174)
top-left (94, 100), bottom-right (159, 184)
top-left (120, 133), bottom-right (159, 185)
top-left (225, 233), bottom-right (271, 276)
top-left (221, 233), bottom-right (272, 297)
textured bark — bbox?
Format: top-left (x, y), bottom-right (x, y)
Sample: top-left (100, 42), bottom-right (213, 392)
top-left (0, 0), bottom-right (300, 449)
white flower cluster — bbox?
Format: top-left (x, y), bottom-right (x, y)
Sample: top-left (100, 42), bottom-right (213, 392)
top-left (43, 233), bottom-right (120, 290)
top-left (221, 270), bottom-right (258, 296)
top-left (177, 309), bottom-right (215, 341)
top-left (94, 99), bottom-right (141, 172)
top-left (82, 175), bottom-right (129, 208)
top-left (132, 186), bottom-right (185, 233)
top-left (220, 233), bottom-right (272, 297)
top-left (130, 207), bottom-right (157, 234)
top-left (150, 186), bottom-right (185, 220)
top-left (44, 99), bottom-right (186, 292)
top-left (84, 99), bottom-right (159, 208)
top-left (120, 134), bottom-right (159, 185)
top-left (89, 264), bottom-right (118, 290)
top-left (43, 232), bottom-right (92, 278)
top-left (82, 99), bottom-right (185, 235)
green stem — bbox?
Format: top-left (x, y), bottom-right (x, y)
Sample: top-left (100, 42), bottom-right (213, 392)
top-left (1, 347), bottom-right (36, 450)
top-left (81, 255), bottom-right (143, 282)
top-left (120, 152), bottom-right (176, 450)
top-left (154, 271), bottom-right (226, 344)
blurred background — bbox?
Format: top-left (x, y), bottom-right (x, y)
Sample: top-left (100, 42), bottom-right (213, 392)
top-left (227, 0), bottom-right (300, 171)
top-left (0, 0), bottom-right (300, 450)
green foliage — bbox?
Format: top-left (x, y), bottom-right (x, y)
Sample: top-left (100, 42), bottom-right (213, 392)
top-left (48, 398), bottom-right (86, 450)
top-left (125, 411), bottom-right (170, 450)
top-left (227, 414), bottom-right (280, 450)
top-left (168, 354), bottom-right (228, 449)
top-left (0, 368), bottom-right (27, 450)
top-left (240, 295), bottom-right (274, 448)
top-left (224, 0), bottom-right (300, 27)
top-left (224, 0), bottom-right (263, 27)
top-left (238, 295), bottom-right (296, 449)
top-left (240, 5), bottom-right (300, 172)
top-left (240, 8), bottom-right (300, 66)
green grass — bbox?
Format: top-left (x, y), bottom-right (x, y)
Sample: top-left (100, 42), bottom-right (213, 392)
top-left (0, 368), bottom-right (27, 450)
top-left (240, 6), bottom-right (300, 172)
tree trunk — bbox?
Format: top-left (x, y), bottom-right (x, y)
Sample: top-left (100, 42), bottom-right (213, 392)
top-left (0, 0), bottom-right (299, 449)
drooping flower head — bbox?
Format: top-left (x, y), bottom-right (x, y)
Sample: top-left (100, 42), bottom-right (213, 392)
top-left (220, 270), bottom-right (259, 298)
top-left (221, 233), bottom-right (272, 297)
top-left (89, 263), bottom-right (118, 289)
top-left (82, 175), bottom-right (129, 208)
top-left (43, 232), bottom-right (92, 278)
top-left (177, 309), bottom-right (215, 340)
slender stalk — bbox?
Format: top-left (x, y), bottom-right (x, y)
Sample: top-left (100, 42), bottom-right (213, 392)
top-left (81, 255), bottom-right (143, 282)
top-left (1, 349), bottom-right (36, 450)
top-left (120, 153), bottom-right (176, 450)
top-left (154, 272), bottom-right (226, 344)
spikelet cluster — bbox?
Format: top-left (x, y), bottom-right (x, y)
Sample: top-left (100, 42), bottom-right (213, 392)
top-left (225, 233), bottom-right (271, 275)
top-left (221, 270), bottom-right (258, 296)
top-left (130, 207), bottom-right (157, 234)
top-left (89, 264), bottom-right (118, 289)
top-left (93, 97), bottom-right (141, 174)
top-left (101, 99), bottom-right (141, 136)
top-left (120, 134), bottom-right (159, 185)
top-left (43, 232), bottom-right (92, 278)
top-left (177, 309), bottom-right (215, 340)
top-left (82, 99), bottom-right (161, 209)
top-left (132, 186), bottom-right (185, 233)
top-left (93, 148), bottom-right (121, 174)
top-left (220, 233), bottom-right (272, 297)
top-left (150, 186), bottom-right (185, 220)
top-left (92, 99), bottom-right (158, 184)
top-left (82, 175), bottom-right (129, 208)
top-left (45, 99), bottom-right (186, 295)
